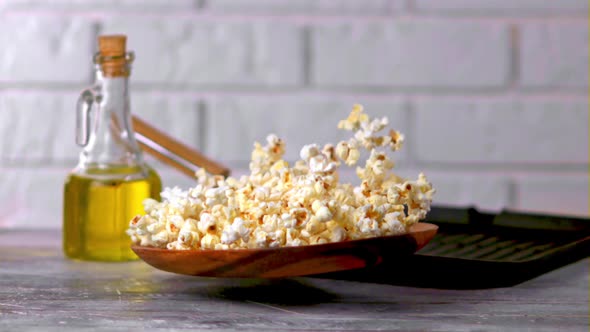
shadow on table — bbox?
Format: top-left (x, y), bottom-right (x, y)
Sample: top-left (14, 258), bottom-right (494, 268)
top-left (206, 278), bottom-right (339, 305)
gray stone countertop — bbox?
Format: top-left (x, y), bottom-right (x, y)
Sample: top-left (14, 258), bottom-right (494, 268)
top-left (0, 230), bottom-right (587, 331)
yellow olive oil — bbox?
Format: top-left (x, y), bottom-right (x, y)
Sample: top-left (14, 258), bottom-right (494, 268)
top-left (63, 167), bottom-right (161, 261)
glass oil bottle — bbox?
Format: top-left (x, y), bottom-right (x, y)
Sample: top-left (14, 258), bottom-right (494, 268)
top-left (63, 35), bottom-right (162, 261)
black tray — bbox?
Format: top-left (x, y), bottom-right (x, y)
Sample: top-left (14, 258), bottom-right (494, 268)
top-left (314, 206), bottom-right (590, 289)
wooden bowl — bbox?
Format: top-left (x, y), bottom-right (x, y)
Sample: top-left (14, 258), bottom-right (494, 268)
top-left (132, 222), bottom-right (438, 278)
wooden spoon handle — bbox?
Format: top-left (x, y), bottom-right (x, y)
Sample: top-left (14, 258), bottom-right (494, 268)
top-left (132, 115), bottom-right (230, 178)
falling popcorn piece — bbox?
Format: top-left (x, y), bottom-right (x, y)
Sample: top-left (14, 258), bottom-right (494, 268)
top-left (127, 104), bottom-right (435, 250)
top-left (338, 104), bottom-right (369, 131)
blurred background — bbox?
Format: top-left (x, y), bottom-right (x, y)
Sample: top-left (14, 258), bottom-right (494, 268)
top-left (0, 0), bottom-right (587, 228)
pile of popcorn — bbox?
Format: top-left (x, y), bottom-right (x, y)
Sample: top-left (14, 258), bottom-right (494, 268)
top-left (127, 105), bottom-right (435, 250)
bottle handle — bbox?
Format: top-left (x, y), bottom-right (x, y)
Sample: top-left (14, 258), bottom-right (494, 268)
top-left (76, 88), bottom-right (96, 147)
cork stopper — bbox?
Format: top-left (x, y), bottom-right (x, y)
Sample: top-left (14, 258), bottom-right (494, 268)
top-left (97, 35), bottom-right (131, 77)
top-left (98, 35), bottom-right (127, 57)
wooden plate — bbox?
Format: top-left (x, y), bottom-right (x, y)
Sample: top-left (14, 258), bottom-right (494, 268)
top-left (131, 222), bottom-right (438, 278)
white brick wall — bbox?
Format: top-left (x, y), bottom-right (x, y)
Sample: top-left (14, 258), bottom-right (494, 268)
top-left (0, 15), bottom-right (93, 83)
top-left (520, 22), bottom-right (589, 89)
top-left (413, 98), bottom-right (588, 164)
top-left (1, 0), bottom-right (196, 11)
top-left (101, 18), bottom-right (304, 86)
top-left (206, 0), bottom-right (400, 14)
top-left (0, 168), bottom-right (64, 228)
top-left (311, 21), bottom-right (510, 88)
top-left (415, 0), bottom-right (588, 14)
top-left (0, 0), bottom-right (587, 229)
top-left (513, 174), bottom-right (589, 217)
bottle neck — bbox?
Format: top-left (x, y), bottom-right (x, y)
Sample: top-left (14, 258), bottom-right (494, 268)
top-left (78, 71), bottom-right (144, 171)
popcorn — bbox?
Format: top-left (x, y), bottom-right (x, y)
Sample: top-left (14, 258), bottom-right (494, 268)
top-left (127, 104), bottom-right (435, 250)
top-left (383, 212), bottom-right (405, 234)
top-left (335, 141), bottom-right (361, 166)
top-left (165, 215), bottom-right (184, 235)
top-left (300, 144), bottom-right (320, 162)
top-left (143, 198), bottom-right (160, 214)
top-left (254, 230), bottom-right (269, 248)
top-left (314, 206), bottom-right (333, 223)
top-left (178, 218), bottom-right (200, 248)
top-left (330, 226), bottom-right (347, 243)
top-left (197, 213), bottom-right (217, 234)
top-left (221, 217), bottom-right (250, 245)
top-left (309, 155), bottom-right (337, 175)
top-left (357, 217), bottom-right (382, 237)
top-left (338, 104), bottom-right (368, 131)
top-left (201, 233), bottom-right (220, 249)
top-left (151, 229), bottom-right (170, 247)
top-left (304, 217), bottom-right (326, 236)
